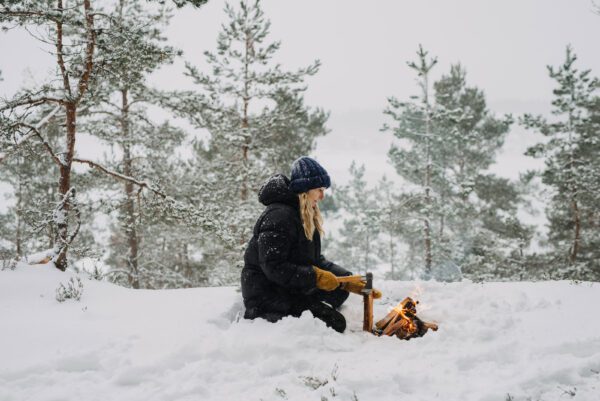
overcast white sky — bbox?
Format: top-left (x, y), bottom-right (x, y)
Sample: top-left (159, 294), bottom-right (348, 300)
top-left (1, 0), bottom-right (600, 189)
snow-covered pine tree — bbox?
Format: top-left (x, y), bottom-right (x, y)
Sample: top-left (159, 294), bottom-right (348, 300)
top-left (383, 48), bottom-right (530, 280)
top-left (76, 0), bottom-right (198, 288)
top-left (382, 45), bottom-right (442, 277)
top-left (1, 1), bottom-right (217, 278)
top-left (325, 162), bottom-right (381, 275)
top-left (172, 0), bottom-right (327, 282)
top-left (522, 46), bottom-right (600, 280)
top-left (375, 175), bottom-right (405, 279)
top-left (0, 136), bottom-right (57, 258)
top-left (256, 88), bottom-right (329, 175)
top-left (186, 0), bottom-right (321, 200)
top-left (432, 64), bottom-right (531, 280)
top-left (0, 104), bottom-right (100, 264)
top-left (0, 1), bottom-right (103, 270)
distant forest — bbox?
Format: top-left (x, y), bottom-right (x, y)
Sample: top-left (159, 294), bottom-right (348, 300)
top-left (1, 0), bottom-right (599, 286)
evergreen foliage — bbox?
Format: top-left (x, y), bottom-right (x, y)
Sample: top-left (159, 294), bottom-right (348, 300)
top-left (0, 0), bottom-right (221, 279)
top-left (81, 0), bottom-right (200, 288)
top-left (323, 162), bottom-right (381, 275)
top-left (382, 46), bottom-right (531, 281)
top-left (3, 3), bottom-right (599, 286)
top-left (171, 0), bottom-right (328, 282)
top-left (521, 46), bottom-right (600, 280)
top-left (1, 0), bottom-right (108, 270)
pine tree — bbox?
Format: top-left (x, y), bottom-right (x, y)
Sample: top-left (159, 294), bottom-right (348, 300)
top-left (0, 0), bottom-right (101, 270)
top-left (185, 0), bottom-right (320, 201)
top-left (0, 108), bottom-right (101, 263)
top-left (1, 1), bottom-right (219, 277)
top-left (433, 64), bottom-right (530, 280)
top-left (325, 163), bottom-right (381, 275)
top-left (76, 0), bottom-right (193, 288)
top-left (382, 45), bottom-right (443, 277)
top-left (172, 0), bottom-right (328, 281)
top-left (0, 146), bottom-right (56, 258)
top-left (257, 88), bottom-right (329, 175)
top-left (383, 47), bottom-right (530, 280)
top-left (522, 46), bottom-right (600, 279)
top-left (374, 176), bottom-right (405, 279)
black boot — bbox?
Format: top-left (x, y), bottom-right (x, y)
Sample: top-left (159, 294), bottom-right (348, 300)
top-left (307, 300), bottom-right (346, 333)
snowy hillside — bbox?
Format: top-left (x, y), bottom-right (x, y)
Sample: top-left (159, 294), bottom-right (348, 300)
top-left (1, 265), bottom-right (599, 401)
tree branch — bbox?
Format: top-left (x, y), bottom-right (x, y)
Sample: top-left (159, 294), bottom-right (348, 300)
top-left (72, 158), bottom-right (167, 198)
top-left (16, 122), bottom-right (64, 166)
top-left (0, 105), bottom-right (61, 164)
top-left (0, 95), bottom-right (64, 112)
top-left (0, 7), bottom-right (60, 23)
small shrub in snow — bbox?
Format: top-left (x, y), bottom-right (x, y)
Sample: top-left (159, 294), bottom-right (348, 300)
top-left (55, 277), bottom-right (84, 302)
top-left (0, 250), bottom-right (17, 271)
top-left (330, 363), bottom-right (339, 381)
top-left (86, 263), bottom-right (104, 281)
top-left (1, 258), bottom-right (17, 271)
top-left (301, 376), bottom-right (328, 390)
top-left (558, 386), bottom-right (576, 397)
top-left (274, 388), bottom-right (287, 399)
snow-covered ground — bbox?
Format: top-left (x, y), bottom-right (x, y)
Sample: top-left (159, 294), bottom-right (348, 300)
top-left (1, 265), bottom-right (599, 401)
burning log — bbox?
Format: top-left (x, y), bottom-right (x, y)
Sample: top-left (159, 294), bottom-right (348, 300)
top-left (374, 297), bottom-right (438, 340)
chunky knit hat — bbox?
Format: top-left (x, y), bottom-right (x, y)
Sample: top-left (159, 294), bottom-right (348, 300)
top-left (289, 156), bottom-right (331, 194)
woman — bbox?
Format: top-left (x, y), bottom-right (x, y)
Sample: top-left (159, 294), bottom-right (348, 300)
top-left (242, 156), bottom-right (373, 333)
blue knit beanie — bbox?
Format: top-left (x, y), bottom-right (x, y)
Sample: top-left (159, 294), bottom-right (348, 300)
top-left (289, 156), bottom-right (331, 194)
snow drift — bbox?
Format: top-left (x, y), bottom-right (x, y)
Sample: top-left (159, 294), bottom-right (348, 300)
top-left (1, 265), bottom-right (599, 401)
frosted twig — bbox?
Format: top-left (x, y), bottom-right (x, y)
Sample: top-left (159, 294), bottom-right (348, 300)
top-left (72, 158), bottom-right (167, 198)
top-left (0, 105), bottom-right (61, 164)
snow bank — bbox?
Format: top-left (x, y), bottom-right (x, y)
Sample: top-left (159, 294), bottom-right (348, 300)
top-left (1, 265), bottom-right (599, 401)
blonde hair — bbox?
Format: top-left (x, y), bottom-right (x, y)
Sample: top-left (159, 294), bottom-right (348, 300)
top-left (298, 192), bottom-right (325, 241)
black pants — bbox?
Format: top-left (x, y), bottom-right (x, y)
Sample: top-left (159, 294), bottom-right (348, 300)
top-left (245, 288), bottom-right (349, 333)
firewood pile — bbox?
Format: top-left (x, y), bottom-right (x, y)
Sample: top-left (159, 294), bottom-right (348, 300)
top-left (374, 297), bottom-right (438, 340)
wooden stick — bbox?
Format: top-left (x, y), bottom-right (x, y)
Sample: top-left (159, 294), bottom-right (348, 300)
top-left (422, 321), bottom-right (439, 331)
top-left (336, 275), bottom-right (365, 283)
top-left (375, 309), bottom-right (397, 330)
top-left (384, 318), bottom-right (407, 336)
top-left (363, 292), bottom-right (374, 332)
top-left (382, 313), bottom-right (401, 336)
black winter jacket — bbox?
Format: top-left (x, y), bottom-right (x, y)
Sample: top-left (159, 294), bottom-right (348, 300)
top-left (242, 174), bottom-right (351, 314)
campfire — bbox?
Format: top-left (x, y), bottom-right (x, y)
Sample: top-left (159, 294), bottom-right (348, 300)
top-left (339, 273), bottom-right (439, 339)
top-left (374, 297), bottom-right (438, 340)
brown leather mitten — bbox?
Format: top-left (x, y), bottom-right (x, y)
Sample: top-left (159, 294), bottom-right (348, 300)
top-left (312, 266), bottom-right (339, 291)
top-left (341, 281), bottom-right (382, 299)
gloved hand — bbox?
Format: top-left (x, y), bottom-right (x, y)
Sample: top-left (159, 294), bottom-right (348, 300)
top-left (312, 266), bottom-right (339, 291)
top-left (341, 281), bottom-right (382, 299)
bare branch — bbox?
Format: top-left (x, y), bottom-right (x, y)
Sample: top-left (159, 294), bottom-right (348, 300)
top-left (0, 95), bottom-right (63, 112)
top-left (0, 105), bottom-right (61, 164)
top-left (15, 122), bottom-right (63, 166)
top-left (0, 7), bottom-right (60, 23)
top-left (72, 158), bottom-right (167, 198)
